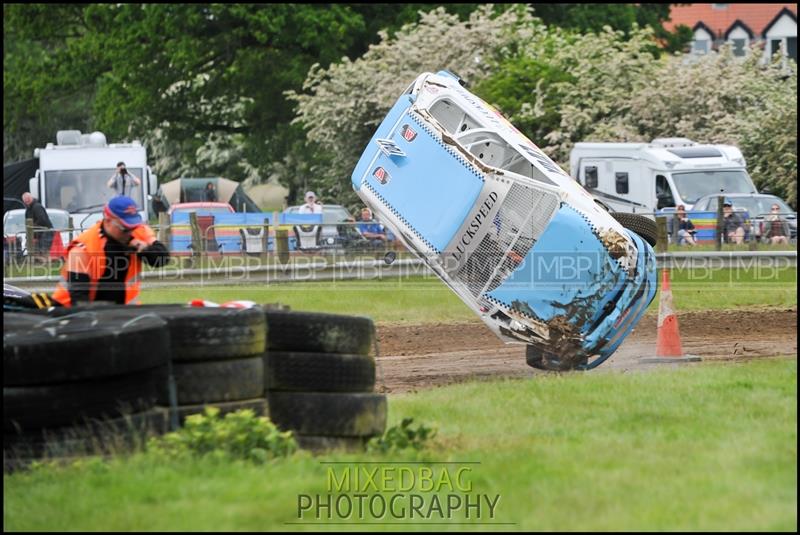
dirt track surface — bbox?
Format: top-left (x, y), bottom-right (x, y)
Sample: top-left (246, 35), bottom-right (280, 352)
top-left (374, 309), bottom-right (797, 393)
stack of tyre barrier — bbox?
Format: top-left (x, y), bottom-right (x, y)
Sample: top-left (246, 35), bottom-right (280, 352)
top-left (4, 311), bottom-right (171, 468)
top-left (147, 306), bottom-right (268, 422)
top-left (263, 310), bottom-right (386, 452)
top-left (43, 305), bottom-right (270, 424)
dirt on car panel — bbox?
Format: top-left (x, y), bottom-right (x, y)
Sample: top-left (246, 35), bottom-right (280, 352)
top-left (545, 283), bottom-right (611, 369)
top-left (599, 228), bottom-right (628, 260)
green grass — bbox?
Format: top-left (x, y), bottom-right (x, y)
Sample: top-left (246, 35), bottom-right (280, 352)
top-left (140, 267), bottom-right (797, 324)
top-left (4, 358), bottom-right (796, 531)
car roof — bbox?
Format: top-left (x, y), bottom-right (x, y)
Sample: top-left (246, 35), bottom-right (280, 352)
top-left (171, 202), bottom-right (233, 208)
top-left (4, 208), bottom-right (69, 217)
top-left (284, 204), bottom-right (351, 213)
top-left (698, 193), bottom-right (779, 199)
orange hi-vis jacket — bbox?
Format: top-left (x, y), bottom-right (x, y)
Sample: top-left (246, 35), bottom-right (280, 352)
top-left (52, 221), bottom-right (156, 307)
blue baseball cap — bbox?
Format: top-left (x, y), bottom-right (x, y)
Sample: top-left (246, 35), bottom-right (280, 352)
top-left (104, 196), bottom-right (143, 228)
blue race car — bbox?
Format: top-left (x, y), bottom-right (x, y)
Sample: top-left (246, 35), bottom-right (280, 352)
top-left (351, 71), bottom-right (657, 370)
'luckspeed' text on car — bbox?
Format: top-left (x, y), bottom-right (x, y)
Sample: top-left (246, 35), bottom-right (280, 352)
top-left (351, 71), bottom-right (657, 370)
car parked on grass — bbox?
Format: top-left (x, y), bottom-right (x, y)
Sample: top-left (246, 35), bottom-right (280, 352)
top-left (282, 204), bottom-right (368, 251)
top-left (692, 193), bottom-right (796, 242)
top-left (351, 70), bottom-right (657, 370)
top-left (3, 208), bottom-right (71, 260)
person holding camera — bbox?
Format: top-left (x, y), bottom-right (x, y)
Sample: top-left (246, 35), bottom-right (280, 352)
top-left (107, 161), bottom-right (141, 197)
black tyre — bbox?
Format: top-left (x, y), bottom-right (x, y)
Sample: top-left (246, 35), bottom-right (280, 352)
top-left (265, 351), bottom-right (375, 393)
top-left (268, 392), bottom-right (387, 437)
top-left (167, 357), bottom-right (264, 405)
top-left (295, 435), bottom-right (367, 453)
top-left (525, 345), bottom-right (588, 371)
top-left (4, 313), bottom-right (170, 386)
top-left (49, 305), bottom-right (267, 361)
top-left (610, 212), bottom-right (658, 247)
top-left (264, 310), bottom-right (374, 355)
top-left (4, 367), bottom-right (163, 432)
top-left (3, 312), bottom-right (46, 331)
top-left (525, 345), bottom-right (560, 371)
top-left (4, 407), bottom-right (169, 461)
top-left (167, 397), bottom-right (269, 424)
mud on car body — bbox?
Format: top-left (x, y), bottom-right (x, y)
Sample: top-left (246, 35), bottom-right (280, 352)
top-left (351, 71), bottom-right (657, 370)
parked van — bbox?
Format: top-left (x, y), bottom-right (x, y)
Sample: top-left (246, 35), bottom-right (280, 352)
top-left (28, 130), bottom-right (158, 231)
top-left (569, 138), bottom-right (758, 213)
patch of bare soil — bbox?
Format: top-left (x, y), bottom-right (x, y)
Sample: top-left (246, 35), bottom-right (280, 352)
top-left (375, 309), bottom-right (797, 393)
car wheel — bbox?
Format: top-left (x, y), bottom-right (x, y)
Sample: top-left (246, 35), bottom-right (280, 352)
top-left (525, 345), bottom-right (588, 372)
top-left (610, 212), bottom-right (658, 247)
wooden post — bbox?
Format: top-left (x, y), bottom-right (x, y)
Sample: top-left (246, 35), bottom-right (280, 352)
top-left (189, 211), bottom-right (202, 266)
top-left (715, 196), bottom-right (725, 251)
top-left (669, 213), bottom-right (678, 245)
top-left (158, 212), bottom-right (171, 248)
top-left (655, 216), bottom-right (668, 254)
top-left (25, 217), bottom-right (35, 263)
top-left (261, 217), bottom-right (270, 260)
top-left (275, 228), bottom-right (289, 265)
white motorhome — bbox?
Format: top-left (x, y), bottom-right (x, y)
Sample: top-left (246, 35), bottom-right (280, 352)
top-left (28, 130), bottom-right (158, 231)
top-left (569, 138), bottom-right (758, 213)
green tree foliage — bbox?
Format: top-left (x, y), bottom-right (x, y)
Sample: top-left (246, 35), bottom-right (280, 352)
top-left (3, 4), bottom-right (99, 161)
top-left (288, 5), bottom-right (533, 208)
top-left (3, 4), bottom-right (481, 192)
top-left (295, 8), bottom-right (796, 208)
top-left (529, 3), bottom-right (691, 53)
top-left (484, 27), bottom-right (797, 205)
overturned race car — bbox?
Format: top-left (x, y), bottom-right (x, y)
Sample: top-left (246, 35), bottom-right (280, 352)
top-left (351, 71), bottom-right (657, 371)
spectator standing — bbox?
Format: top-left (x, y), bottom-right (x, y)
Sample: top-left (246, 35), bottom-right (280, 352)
top-left (51, 196), bottom-right (170, 307)
top-left (763, 204), bottom-right (790, 245)
top-left (204, 181), bottom-right (218, 202)
top-left (358, 207), bottom-right (387, 246)
top-left (722, 200), bottom-right (745, 244)
top-left (299, 191), bottom-right (323, 214)
top-left (22, 192), bottom-right (54, 255)
top-left (674, 205), bottom-right (697, 246)
top-left (107, 161), bottom-right (141, 197)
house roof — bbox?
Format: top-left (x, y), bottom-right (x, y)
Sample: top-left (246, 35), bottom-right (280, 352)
top-left (664, 4), bottom-right (797, 38)
top-left (724, 19), bottom-right (755, 40)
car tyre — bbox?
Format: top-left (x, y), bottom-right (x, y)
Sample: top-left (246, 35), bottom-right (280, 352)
top-left (610, 212), bottom-right (659, 247)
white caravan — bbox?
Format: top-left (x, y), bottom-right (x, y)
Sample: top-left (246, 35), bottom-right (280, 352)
top-left (569, 138), bottom-right (758, 213)
top-left (28, 130), bottom-right (158, 231)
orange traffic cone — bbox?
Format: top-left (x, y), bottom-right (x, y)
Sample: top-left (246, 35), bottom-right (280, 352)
top-left (641, 269), bottom-right (701, 363)
top-left (49, 232), bottom-right (66, 260)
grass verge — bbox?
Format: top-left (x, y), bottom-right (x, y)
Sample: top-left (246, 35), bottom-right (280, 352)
top-left (4, 358), bottom-right (796, 531)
